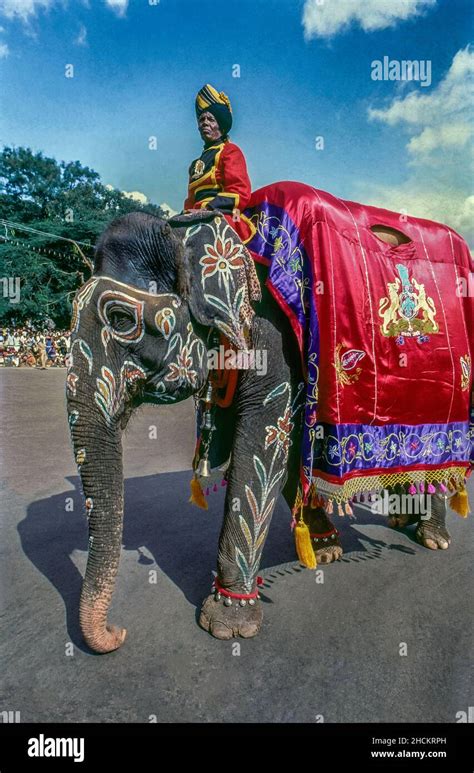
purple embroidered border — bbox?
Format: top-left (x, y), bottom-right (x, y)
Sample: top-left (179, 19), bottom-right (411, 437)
top-left (310, 420), bottom-right (471, 477)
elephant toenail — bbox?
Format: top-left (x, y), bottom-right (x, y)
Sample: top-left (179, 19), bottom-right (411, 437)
top-left (239, 622), bottom-right (260, 638)
top-left (210, 622), bottom-right (233, 640)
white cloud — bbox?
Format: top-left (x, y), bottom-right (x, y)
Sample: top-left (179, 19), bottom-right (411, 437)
top-left (0, 0), bottom-right (128, 21)
top-left (75, 23), bottom-right (87, 46)
top-left (0, 0), bottom-right (55, 22)
top-left (368, 46), bottom-right (473, 164)
top-left (361, 183), bottom-right (474, 246)
top-left (159, 202), bottom-right (178, 217)
top-left (302, 0), bottom-right (436, 39)
top-left (104, 0), bottom-right (127, 17)
top-left (0, 40), bottom-right (8, 56)
top-left (362, 47), bottom-right (474, 247)
top-left (105, 185), bottom-right (148, 204)
top-left (122, 190), bottom-right (148, 204)
top-left (368, 47), bottom-right (473, 130)
top-left (407, 123), bottom-right (471, 157)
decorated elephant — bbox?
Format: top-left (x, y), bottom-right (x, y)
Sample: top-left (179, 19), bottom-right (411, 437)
top-left (66, 182), bottom-right (472, 654)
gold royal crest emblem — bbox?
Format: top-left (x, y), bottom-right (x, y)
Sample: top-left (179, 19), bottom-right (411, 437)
top-left (379, 263), bottom-right (439, 343)
top-left (191, 159), bottom-right (205, 180)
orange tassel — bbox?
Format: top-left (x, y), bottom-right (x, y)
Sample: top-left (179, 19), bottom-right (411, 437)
top-left (345, 501), bottom-right (353, 516)
top-left (449, 486), bottom-right (470, 518)
top-left (189, 476), bottom-right (208, 510)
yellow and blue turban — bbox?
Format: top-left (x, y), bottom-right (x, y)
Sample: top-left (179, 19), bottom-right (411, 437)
top-left (195, 84), bottom-right (233, 136)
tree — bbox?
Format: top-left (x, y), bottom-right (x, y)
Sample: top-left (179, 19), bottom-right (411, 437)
top-left (0, 146), bottom-right (165, 328)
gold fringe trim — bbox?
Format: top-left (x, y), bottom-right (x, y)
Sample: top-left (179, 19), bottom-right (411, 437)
top-left (307, 466), bottom-right (469, 505)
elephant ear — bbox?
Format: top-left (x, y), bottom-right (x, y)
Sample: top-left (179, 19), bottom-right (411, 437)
top-left (169, 211), bottom-right (261, 350)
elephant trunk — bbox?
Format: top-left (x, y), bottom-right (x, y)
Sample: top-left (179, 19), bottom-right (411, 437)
top-left (68, 388), bottom-right (127, 654)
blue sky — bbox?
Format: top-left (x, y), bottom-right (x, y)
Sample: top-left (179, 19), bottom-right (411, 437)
top-left (0, 0), bottom-right (472, 243)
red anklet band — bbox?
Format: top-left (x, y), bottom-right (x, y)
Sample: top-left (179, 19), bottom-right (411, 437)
top-left (309, 528), bottom-right (339, 539)
top-left (213, 575), bottom-right (263, 600)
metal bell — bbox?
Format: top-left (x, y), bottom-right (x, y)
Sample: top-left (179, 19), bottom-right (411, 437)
top-left (201, 411), bottom-right (216, 431)
top-left (239, 599), bottom-right (247, 607)
top-left (248, 599), bottom-right (255, 606)
top-left (196, 458), bottom-right (212, 477)
top-left (199, 382), bottom-right (213, 404)
top-left (214, 592), bottom-right (221, 602)
top-left (224, 597), bottom-right (233, 607)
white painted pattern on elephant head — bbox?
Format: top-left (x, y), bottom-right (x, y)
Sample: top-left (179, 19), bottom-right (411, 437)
top-left (94, 361), bottom-right (147, 424)
top-left (155, 304), bottom-right (177, 340)
top-left (70, 278), bottom-right (100, 333)
top-left (68, 338), bottom-right (94, 375)
top-left (163, 322), bottom-right (206, 390)
top-left (98, 290), bottom-right (145, 353)
top-left (66, 372), bottom-right (79, 397)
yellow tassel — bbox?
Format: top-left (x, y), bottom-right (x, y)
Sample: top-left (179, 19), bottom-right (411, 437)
top-left (294, 507), bottom-right (317, 569)
top-left (449, 486), bottom-right (470, 518)
top-left (189, 476), bottom-right (208, 510)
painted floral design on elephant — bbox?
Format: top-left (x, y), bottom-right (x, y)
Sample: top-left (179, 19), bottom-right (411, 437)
top-left (184, 219), bottom-right (256, 349)
top-left (70, 278), bottom-right (100, 333)
top-left (66, 372), bottom-right (79, 397)
top-left (94, 361), bottom-right (147, 424)
top-left (98, 290), bottom-right (146, 353)
top-left (68, 338), bottom-right (93, 375)
top-left (164, 321), bottom-right (206, 389)
top-left (236, 381), bottom-right (303, 591)
top-left (155, 306), bottom-right (176, 340)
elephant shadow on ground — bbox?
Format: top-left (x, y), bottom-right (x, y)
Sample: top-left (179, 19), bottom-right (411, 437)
top-left (18, 471), bottom-right (416, 651)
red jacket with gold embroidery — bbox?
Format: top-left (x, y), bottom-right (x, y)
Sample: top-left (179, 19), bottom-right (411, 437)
top-left (184, 140), bottom-right (255, 242)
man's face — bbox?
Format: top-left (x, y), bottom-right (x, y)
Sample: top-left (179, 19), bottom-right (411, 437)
top-left (198, 111), bottom-right (222, 143)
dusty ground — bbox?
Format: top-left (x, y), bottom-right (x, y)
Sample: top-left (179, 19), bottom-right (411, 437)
top-left (0, 369), bottom-right (472, 722)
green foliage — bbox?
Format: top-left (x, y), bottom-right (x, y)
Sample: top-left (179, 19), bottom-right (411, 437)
top-left (0, 146), bottom-right (165, 327)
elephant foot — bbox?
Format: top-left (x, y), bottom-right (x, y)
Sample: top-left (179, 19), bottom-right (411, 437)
top-left (387, 512), bottom-right (419, 529)
top-left (306, 507), bottom-right (343, 564)
top-left (199, 594), bottom-right (263, 640)
top-left (388, 494), bottom-right (451, 550)
top-left (415, 520), bottom-right (451, 550)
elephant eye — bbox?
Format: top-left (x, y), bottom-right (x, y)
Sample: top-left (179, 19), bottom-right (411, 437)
top-left (107, 304), bottom-right (136, 332)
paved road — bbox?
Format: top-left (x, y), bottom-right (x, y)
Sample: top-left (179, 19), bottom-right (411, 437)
top-left (1, 370), bottom-right (472, 723)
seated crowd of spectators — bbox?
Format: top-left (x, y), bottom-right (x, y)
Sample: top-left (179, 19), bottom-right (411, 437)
top-left (0, 327), bottom-right (71, 368)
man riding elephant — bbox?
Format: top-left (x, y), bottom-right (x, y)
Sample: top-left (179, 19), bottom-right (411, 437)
top-left (184, 84), bottom-right (348, 564)
top-left (184, 83), bottom-right (255, 243)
